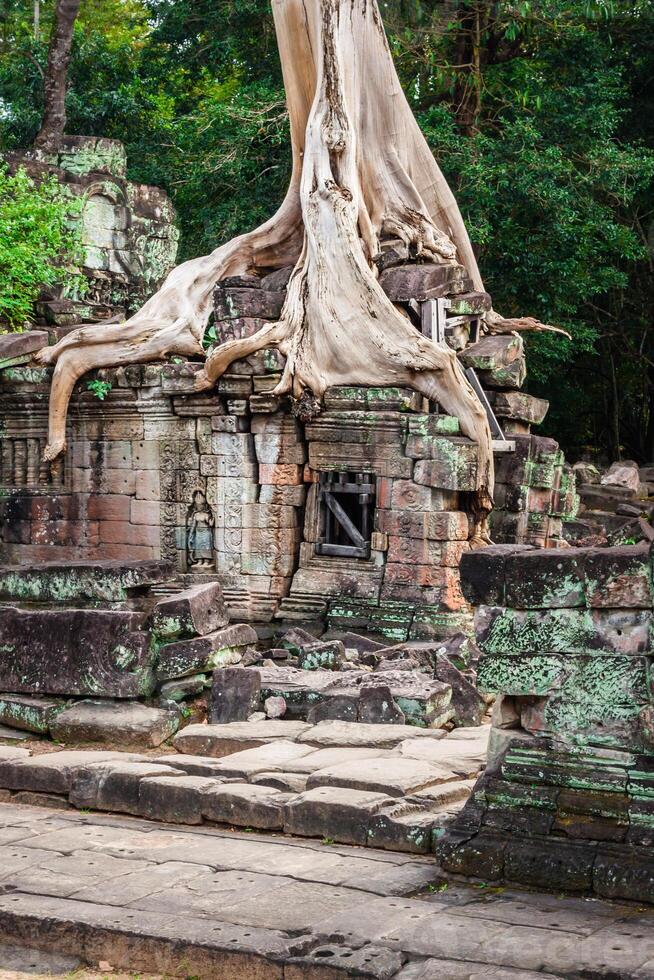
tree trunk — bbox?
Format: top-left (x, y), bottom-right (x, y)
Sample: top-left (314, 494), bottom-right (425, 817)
top-left (34, 0), bottom-right (81, 153)
top-left (35, 0), bottom-right (514, 539)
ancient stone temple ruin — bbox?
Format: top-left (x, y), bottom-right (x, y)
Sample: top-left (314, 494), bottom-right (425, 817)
top-left (0, 258), bottom-right (578, 645)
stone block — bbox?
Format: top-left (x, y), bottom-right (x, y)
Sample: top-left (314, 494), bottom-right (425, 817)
top-left (243, 526), bottom-right (302, 557)
top-left (86, 493), bottom-right (131, 522)
top-left (99, 521), bottom-right (159, 548)
top-left (334, 670), bottom-right (453, 728)
top-left (504, 836), bottom-right (595, 891)
top-left (376, 509), bottom-right (468, 541)
top-left (214, 286), bottom-right (285, 320)
top-left (51, 701), bottom-right (180, 747)
top-left (308, 442), bottom-right (414, 479)
top-left (70, 761), bottom-right (183, 814)
top-left (0, 694), bottom-right (68, 734)
top-left (357, 685), bottom-right (405, 725)
top-left (279, 627), bottom-right (320, 654)
top-left (341, 633), bottom-right (386, 656)
top-left (479, 357), bottom-right (527, 389)
top-left (395, 733), bottom-right (488, 777)
top-left (173, 720), bottom-right (311, 757)
top-left (0, 750), bottom-right (144, 794)
top-left (284, 786), bottom-right (393, 844)
top-left (432, 658), bottom-right (486, 727)
top-left (211, 415), bottom-right (247, 432)
top-left (150, 583), bottom-right (229, 640)
top-left (413, 444), bottom-right (478, 491)
top-left (202, 783), bottom-right (290, 829)
top-left (504, 548), bottom-right (586, 609)
top-left (306, 696), bottom-right (359, 724)
top-left (475, 605), bottom-right (652, 656)
top-left (0, 558), bottom-right (172, 603)
top-left (241, 552), bottom-right (298, 577)
top-left (158, 675), bottom-right (208, 703)
top-left (0, 607), bottom-right (155, 697)
top-left (129, 498), bottom-right (160, 526)
top-left (378, 263), bottom-right (469, 301)
top-left (593, 847), bottom-right (654, 902)
top-left (132, 439), bottom-right (160, 471)
top-left (254, 433), bottom-right (306, 465)
top-left (366, 800), bottom-right (442, 854)
top-left (135, 470), bottom-right (160, 500)
top-left (259, 484), bottom-right (306, 506)
top-left (209, 742), bottom-right (314, 779)
top-left (259, 463), bottom-right (304, 485)
top-left (138, 774), bottom-right (220, 824)
top-left (209, 667), bottom-right (262, 723)
top-left (323, 386), bottom-right (423, 413)
top-left (200, 454), bottom-right (258, 478)
top-left (211, 431), bottom-right (256, 458)
top-left (383, 564), bottom-right (465, 610)
top-left (460, 334), bottom-right (523, 372)
top-left (0, 330), bottom-right (49, 366)
top-left (306, 757), bottom-right (454, 798)
top-left (155, 623), bottom-right (257, 680)
top-left (296, 640), bottom-right (345, 671)
top-left (487, 390), bottom-right (549, 425)
top-left (585, 544), bottom-right (651, 608)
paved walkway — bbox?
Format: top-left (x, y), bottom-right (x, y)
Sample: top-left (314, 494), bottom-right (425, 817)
top-left (0, 803), bottom-right (653, 978)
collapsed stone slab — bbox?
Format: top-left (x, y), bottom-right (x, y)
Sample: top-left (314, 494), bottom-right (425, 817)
top-left (0, 607), bottom-right (155, 697)
top-left (252, 664), bottom-right (454, 728)
top-left (155, 623), bottom-right (257, 680)
top-left (150, 582), bottom-right (229, 640)
top-left (0, 559), bottom-right (173, 604)
top-left (209, 667), bottom-right (262, 723)
top-left (50, 701), bottom-right (180, 748)
top-left (0, 694), bottom-right (69, 734)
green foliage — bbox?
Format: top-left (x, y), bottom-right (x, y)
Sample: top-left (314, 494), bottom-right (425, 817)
top-left (86, 379), bottom-right (112, 400)
top-left (0, 0), bottom-right (653, 460)
top-left (0, 163), bottom-right (84, 329)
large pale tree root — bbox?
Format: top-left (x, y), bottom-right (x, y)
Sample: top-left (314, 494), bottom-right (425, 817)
top-left (36, 0), bottom-right (497, 539)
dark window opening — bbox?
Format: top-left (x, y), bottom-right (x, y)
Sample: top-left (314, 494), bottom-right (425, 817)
top-left (315, 470), bottom-right (375, 559)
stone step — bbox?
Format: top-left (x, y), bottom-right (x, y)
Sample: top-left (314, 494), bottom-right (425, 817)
top-left (0, 722), bottom-right (487, 852)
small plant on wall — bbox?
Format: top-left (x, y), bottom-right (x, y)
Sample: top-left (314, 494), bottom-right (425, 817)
top-left (86, 378), bottom-right (112, 400)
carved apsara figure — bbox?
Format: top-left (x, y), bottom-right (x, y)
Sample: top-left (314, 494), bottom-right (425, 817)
top-left (186, 489), bottom-right (215, 569)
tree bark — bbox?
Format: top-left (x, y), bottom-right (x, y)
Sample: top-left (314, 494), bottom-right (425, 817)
top-left (35, 0), bottom-right (507, 539)
top-left (34, 0), bottom-right (81, 153)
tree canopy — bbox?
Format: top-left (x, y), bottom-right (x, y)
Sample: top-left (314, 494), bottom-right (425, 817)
top-left (1, 0), bottom-right (653, 463)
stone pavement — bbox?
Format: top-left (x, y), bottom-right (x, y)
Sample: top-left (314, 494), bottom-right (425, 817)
top-left (0, 803), bottom-right (653, 978)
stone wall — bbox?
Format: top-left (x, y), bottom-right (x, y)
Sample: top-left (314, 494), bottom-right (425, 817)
top-left (1, 351), bottom-right (576, 640)
top-left (439, 542), bottom-right (654, 901)
top-left (6, 136), bottom-right (178, 324)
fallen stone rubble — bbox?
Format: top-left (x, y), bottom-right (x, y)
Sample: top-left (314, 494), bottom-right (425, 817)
top-left (0, 559), bottom-right (487, 748)
top-left (567, 459), bottom-right (654, 546)
top-left (0, 720), bottom-right (489, 853)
